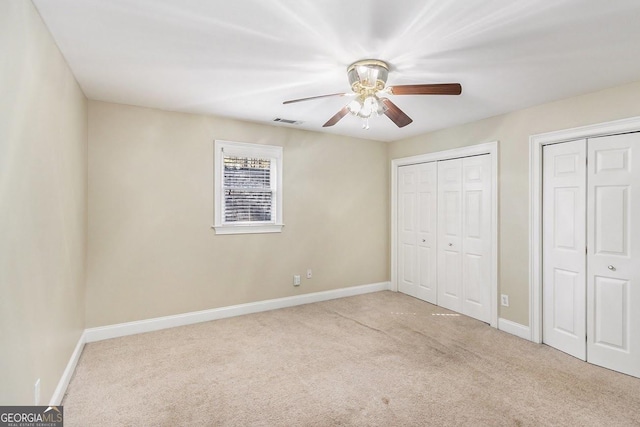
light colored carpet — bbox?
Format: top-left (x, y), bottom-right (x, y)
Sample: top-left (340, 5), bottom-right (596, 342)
top-left (63, 291), bottom-right (640, 426)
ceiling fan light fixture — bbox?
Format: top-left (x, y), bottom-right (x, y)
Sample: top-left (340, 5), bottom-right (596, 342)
top-left (347, 59), bottom-right (389, 92)
top-left (284, 58), bottom-right (461, 130)
top-left (358, 96), bottom-right (376, 118)
top-left (347, 99), bottom-right (362, 115)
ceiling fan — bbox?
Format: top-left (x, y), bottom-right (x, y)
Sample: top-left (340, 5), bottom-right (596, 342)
top-left (283, 59), bottom-right (462, 129)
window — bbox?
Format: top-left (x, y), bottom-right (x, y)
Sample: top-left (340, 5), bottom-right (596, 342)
top-left (213, 140), bottom-right (283, 234)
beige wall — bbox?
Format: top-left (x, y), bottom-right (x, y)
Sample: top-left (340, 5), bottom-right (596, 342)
top-left (5, 0), bottom-right (640, 404)
top-left (86, 101), bottom-right (389, 327)
top-left (0, 1), bottom-right (87, 404)
top-left (389, 80), bottom-right (640, 326)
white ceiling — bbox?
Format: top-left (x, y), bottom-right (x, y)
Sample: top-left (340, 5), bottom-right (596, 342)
top-left (34, 0), bottom-right (640, 142)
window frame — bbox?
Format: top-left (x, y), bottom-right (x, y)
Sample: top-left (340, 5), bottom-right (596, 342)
top-left (213, 140), bottom-right (283, 235)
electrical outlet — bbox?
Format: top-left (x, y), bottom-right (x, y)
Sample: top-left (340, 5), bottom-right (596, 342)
top-left (501, 294), bottom-right (509, 307)
top-left (306, 269), bottom-right (312, 279)
top-left (34, 378), bottom-right (40, 405)
top-left (293, 275), bottom-right (301, 286)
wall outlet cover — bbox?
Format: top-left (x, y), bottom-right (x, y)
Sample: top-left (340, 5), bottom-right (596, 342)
top-left (501, 294), bottom-right (509, 307)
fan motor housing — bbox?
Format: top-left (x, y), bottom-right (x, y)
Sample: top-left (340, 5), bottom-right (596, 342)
top-left (347, 59), bottom-right (389, 93)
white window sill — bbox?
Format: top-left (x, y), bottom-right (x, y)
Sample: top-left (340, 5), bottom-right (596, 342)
top-left (212, 224), bottom-right (284, 235)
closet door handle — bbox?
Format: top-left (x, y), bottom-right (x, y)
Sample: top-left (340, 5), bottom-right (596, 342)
top-left (448, 243), bottom-right (453, 247)
top-left (608, 265), bottom-right (616, 271)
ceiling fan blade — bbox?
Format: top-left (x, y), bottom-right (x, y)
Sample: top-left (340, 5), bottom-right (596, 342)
top-left (283, 92), bottom-right (348, 105)
top-left (322, 106), bottom-right (350, 127)
top-left (389, 83), bottom-right (462, 96)
top-left (381, 98), bottom-right (413, 128)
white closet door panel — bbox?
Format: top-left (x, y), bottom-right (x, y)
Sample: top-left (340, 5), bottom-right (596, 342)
top-left (416, 163), bottom-right (438, 303)
top-left (587, 133), bottom-right (640, 378)
top-left (542, 140), bottom-right (587, 360)
top-left (398, 165), bottom-right (418, 297)
top-left (461, 155), bottom-right (492, 322)
top-left (437, 159), bottom-right (463, 312)
top-left (398, 163), bottom-right (437, 303)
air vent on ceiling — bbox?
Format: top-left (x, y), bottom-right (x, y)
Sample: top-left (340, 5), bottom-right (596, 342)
top-left (273, 118), bottom-right (303, 125)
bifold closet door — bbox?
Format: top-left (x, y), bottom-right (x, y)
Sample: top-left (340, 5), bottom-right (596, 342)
top-left (542, 140), bottom-right (587, 360)
top-left (587, 133), bottom-right (640, 378)
top-left (397, 162), bottom-right (437, 304)
top-left (541, 133), bottom-right (640, 378)
top-left (437, 155), bottom-right (492, 322)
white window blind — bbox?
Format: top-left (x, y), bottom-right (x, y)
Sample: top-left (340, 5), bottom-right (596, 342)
top-left (213, 140), bottom-right (283, 234)
top-left (223, 156), bottom-right (273, 223)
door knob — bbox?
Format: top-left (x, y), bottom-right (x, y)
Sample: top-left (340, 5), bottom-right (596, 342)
top-left (422, 239), bottom-right (426, 243)
top-left (608, 265), bottom-right (616, 271)
top-left (448, 243), bottom-right (453, 247)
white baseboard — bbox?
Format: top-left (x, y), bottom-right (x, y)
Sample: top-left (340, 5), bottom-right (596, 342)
top-left (84, 281), bottom-right (391, 343)
top-left (498, 318), bottom-right (532, 341)
top-left (50, 331), bottom-right (85, 405)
